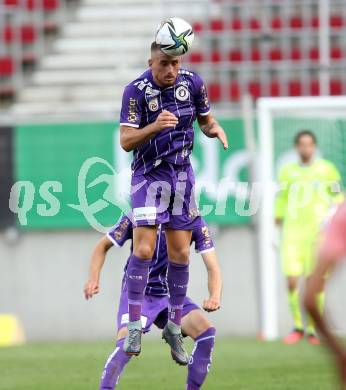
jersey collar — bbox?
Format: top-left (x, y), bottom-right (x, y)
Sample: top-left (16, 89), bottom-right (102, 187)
top-left (299, 157), bottom-right (316, 167)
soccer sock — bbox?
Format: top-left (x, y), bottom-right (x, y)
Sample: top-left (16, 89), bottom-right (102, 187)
top-left (186, 327), bottom-right (216, 390)
top-left (126, 254), bottom-right (151, 322)
top-left (307, 291), bottom-right (325, 335)
top-left (167, 261), bottom-right (189, 327)
top-left (99, 338), bottom-right (131, 390)
top-left (288, 288), bottom-right (304, 331)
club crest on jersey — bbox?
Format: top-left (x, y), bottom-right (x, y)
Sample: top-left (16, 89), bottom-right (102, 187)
top-left (148, 98), bottom-right (159, 112)
top-left (175, 85), bottom-right (189, 101)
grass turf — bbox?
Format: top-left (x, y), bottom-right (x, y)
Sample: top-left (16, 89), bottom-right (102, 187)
top-left (0, 337), bottom-right (338, 389)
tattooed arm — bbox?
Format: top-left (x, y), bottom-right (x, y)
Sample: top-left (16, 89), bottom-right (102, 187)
top-left (197, 113), bottom-right (228, 150)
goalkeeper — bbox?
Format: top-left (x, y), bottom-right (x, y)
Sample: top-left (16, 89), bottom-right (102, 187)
top-left (275, 130), bottom-right (343, 345)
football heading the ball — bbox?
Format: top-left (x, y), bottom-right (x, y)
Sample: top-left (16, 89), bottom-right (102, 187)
top-left (155, 17), bottom-right (194, 56)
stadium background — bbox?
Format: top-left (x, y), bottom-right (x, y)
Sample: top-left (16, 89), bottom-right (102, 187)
top-left (1, 0), bottom-right (346, 384)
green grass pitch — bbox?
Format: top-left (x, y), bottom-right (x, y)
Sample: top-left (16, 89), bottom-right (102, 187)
top-left (0, 337), bottom-right (338, 389)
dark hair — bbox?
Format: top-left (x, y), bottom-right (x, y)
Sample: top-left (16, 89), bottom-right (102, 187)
top-left (294, 130), bottom-right (317, 145)
top-left (151, 41), bottom-right (161, 52)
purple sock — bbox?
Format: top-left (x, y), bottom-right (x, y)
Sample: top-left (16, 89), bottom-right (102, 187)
top-left (186, 327), bottom-right (216, 390)
top-left (99, 338), bottom-right (131, 389)
top-left (126, 254), bottom-right (151, 322)
top-left (167, 261), bottom-right (189, 326)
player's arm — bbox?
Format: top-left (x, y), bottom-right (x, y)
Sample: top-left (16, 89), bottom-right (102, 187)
top-left (193, 72), bottom-right (228, 150)
top-left (84, 236), bottom-right (113, 300)
top-left (201, 250), bottom-right (222, 312)
top-left (274, 166), bottom-right (289, 226)
top-left (305, 206), bottom-right (346, 386)
top-left (325, 162), bottom-right (344, 204)
top-left (84, 215), bottom-right (133, 300)
top-left (304, 259), bottom-right (346, 385)
top-left (197, 112), bottom-right (228, 150)
top-left (120, 110), bottom-right (178, 152)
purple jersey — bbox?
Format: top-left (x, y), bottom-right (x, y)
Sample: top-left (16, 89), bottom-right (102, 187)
top-left (119, 68), bottom-right (210, 176)
top-left (107, 215), bottom-right (214, 296)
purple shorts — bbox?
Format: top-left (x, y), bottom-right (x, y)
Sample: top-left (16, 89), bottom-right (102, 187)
top-left (116, 288), bottom-right (200, 333)
top-left (131, 161), bottom-right (201, 230)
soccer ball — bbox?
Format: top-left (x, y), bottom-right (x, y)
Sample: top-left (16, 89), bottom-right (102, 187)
top-left (155, 17), bottom-right (194, 56)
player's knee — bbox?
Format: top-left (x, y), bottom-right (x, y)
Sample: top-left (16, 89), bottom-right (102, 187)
top-left (169, 247), bottom-right (190, 264)
top-left (287, 277), bottom-right (298, 291)
top-left (134, 243), bottom-right (155, 259)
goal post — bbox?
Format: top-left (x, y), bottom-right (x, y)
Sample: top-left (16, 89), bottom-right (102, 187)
top-left (257, 96), bottom-right (346, 340)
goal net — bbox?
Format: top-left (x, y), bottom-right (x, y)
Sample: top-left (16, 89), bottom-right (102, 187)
top-left (257, 96), bottom-right (346, 340)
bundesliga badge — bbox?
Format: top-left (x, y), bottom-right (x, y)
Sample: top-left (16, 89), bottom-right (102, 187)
top-left (148, 97), bottom-right (159, 112)
top-left (175, 85), bottom-right (189, 101)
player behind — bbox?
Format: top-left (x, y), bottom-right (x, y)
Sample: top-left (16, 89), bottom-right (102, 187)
top-left (84, 215), bottom-right (222, 390)
top-left (305, 201), bottom-right (346, 388)
top-left (119, 41), bottom-right (228, 362)
top-left (275, 130), bottom-right (343, 344)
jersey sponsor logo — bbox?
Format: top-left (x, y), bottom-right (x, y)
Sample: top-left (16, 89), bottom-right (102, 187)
top-left (175, 85), bottom-right (189, 101)
top-left (127, 98), bottom-right (138, 123)
top-left (201, 225), bottom-right (212, 247)
top-left (145, 86), bottom-right (160, 98)
top-left (112, 217), bottom-right (130, 241)
top-left (179, 69), bottom-right (194, 76)
top-left (133, 206), bottom-right (157, 221)
top-left (148, 97), bottom-right (159, 112)
top-left (134, 79), bottom-right (152, 91)
top-left (128, 274), bottom-right (143, 280)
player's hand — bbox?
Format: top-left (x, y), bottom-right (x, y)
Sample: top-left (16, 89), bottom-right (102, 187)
top-left (84, 279), bottom-right (100, 300)
top-left (154, 110), bottom-right (179, 131)
top-left (209, 124), bottom-right (228, 150)
top-left (275, 218), bottom-right (283, 226)
top-left (203, 296), bottom-right (221, 312)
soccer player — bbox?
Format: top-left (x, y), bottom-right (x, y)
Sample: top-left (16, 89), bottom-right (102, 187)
top-left (275, 130), bottom-right (342, 344)
top-left (84, 215), bottom-right (222, 390)
top-left (119, 41), bottom-right (228, 362)
top-left (305, 201), bottom-right (346, 388)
